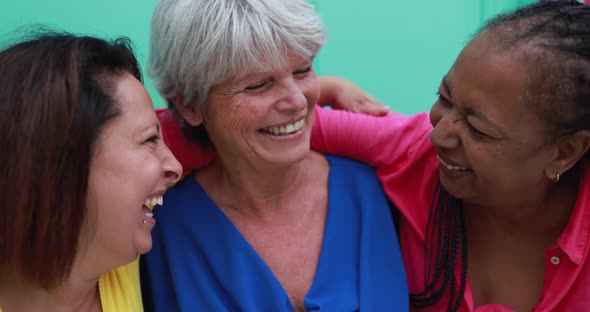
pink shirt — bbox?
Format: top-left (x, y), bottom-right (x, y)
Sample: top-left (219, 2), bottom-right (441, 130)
top-left (157, 109), bottom-right (212, 176)
top-left (310, 107), bottom-right (590, 311)
top-left (157, 107), bottom-right (590, 311)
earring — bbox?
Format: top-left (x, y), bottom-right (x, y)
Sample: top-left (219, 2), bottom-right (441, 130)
top-left (553, 172), bottom-right (560, 183)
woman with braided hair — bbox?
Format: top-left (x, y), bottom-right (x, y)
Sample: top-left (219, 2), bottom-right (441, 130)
top-left (160, 0), bottom-right (590, 310)
top-left (309, 1), bottom-right (590, 310)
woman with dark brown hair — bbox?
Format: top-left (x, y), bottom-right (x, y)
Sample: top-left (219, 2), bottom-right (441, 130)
top-left (0, 32), bottom-right (182, 312)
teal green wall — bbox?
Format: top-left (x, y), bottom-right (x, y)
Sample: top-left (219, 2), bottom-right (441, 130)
top-left (0, 0), bottom-right (161, 106)
top-left (0, 0), bottom-right (534, 113)
top-left (313, 0), bottom-right (535, 113)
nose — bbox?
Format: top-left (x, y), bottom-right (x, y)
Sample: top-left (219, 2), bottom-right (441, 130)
top-left (161, 145), bottom-right (182, 185)
top-left (429, 108), bottom-right (462, 149)
top-left (276, 77), bottom-right (308, 112)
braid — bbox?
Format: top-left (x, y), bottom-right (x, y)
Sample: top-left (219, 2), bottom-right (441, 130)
top-left (483, 0), bottom-right (590, 149)
top-left (410, 183), bottom-right (466, 311)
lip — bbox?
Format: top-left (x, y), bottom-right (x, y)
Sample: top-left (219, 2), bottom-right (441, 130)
top-left (260, 113), bottom-right (307, 130)
top-left (142, 205), bottom-right (156, 227)
top-left (258, 117), bottom-right (308, 138)
top-left (437, 155), bottom-right (467, 168)
top-left (436, 154), bottom-right (472, 176)
top-left (149, 190), bottom-right (167, 197)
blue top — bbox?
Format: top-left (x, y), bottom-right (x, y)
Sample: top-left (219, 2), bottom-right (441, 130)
top-left (143, 155), bottom-right (408, 311)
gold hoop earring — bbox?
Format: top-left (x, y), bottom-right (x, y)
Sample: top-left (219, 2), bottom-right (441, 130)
top-left (553, 173), bottom-right (560, 183)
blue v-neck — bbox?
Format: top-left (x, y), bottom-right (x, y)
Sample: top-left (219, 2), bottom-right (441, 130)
top-left (144, 155), bottom-right (408, 311)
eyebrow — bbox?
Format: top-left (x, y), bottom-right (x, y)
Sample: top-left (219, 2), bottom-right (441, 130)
top-left (241, 58), bottom-right (314, 81)
top-left (242, 71), bottom-right (270, 81)
top-left (140, 122), bottom-right (160, 134)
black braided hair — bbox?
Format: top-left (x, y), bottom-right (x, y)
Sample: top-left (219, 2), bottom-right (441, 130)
top-left (484, 0), bottom-right (590, 152)
top-left (410, 183), bottom-right (466, 311)
top-left (411, 1), bottom-right (590, 310)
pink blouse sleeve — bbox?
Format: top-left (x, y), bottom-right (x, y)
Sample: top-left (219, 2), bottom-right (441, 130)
top-left (158, 105), bottom-right (433, 178)
top-left (311, 106), bottom-right (432, 168)
top-left (157, 109), bottom-right (213, 176)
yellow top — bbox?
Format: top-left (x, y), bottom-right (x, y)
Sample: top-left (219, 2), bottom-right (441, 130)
top-left (99, 258), bottom-right (144, 312)
top-left (0, 258), bottom-right (143, 312)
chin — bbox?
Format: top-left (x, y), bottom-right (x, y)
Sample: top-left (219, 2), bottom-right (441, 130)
top-left (263, 142), bottom-right (310, 166)
top-left (439, 177), bottom-right (469, 200)
top-left (135, 237), bottom-right (153, 255)
top-left (279, 148), bottom-right (310, 166)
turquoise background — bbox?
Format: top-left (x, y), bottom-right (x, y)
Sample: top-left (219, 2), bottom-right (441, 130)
top-left (0, 0), bottom-right (534, 113)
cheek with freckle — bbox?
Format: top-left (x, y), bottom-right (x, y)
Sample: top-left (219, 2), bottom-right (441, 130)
top-left (245, 105), bottom-right (259, 115)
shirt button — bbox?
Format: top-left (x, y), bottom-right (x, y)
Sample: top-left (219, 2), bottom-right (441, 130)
top-left (550, 256), bottom-right (560, 265)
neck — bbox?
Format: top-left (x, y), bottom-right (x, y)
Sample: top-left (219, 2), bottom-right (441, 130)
top-left (197, 151), bottom-right (326, 218)
top-left (0, 268), bottom-right (101, 312)
top-left (464, 173), bottom-right (578, 242)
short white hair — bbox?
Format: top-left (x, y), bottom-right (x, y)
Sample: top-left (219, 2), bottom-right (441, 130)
top-left (149, 0), bottom-right (327, 111)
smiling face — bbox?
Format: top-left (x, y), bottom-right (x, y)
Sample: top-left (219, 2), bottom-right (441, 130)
top-left (84, 74), bottom-right (181, 267)
top-left (429, 33), bottom-right (559, 206)
top-left (199, 51), bottom-right (320, 169)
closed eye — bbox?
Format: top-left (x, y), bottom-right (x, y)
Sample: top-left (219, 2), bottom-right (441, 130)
top-left (145, 135), bottom-right (160, 144)
top-left (467, 123), bottom-right (487, 137)
top-left (466, 121), bottom-right (500, 140)
top-left (294, 66), bottom-right (312, 77)
top-left (436, 91), bottom-right (452, 108)
top-left (245, 81), bottom-right (270, 91)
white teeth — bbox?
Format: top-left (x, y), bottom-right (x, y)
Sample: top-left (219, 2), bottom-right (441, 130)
top-left (261, 118), bottom-right (305, 136)
top-left (144, 195), bottom-right (164, 211)
top-left (436, 156), bottom-right (470, 172)
top-left (286, 124), bottom-right (294, 133)
top-left (145, 212), bottom-right (154, 218)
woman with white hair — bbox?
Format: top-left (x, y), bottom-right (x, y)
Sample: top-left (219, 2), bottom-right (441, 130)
top-left (141, 0), bottom-right (408, 311)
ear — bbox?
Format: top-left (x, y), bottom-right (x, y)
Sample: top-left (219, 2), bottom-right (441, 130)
top-left (545, 130), bottom-right (590, 179)
top-left (171, 96), bottom-right (203, 127)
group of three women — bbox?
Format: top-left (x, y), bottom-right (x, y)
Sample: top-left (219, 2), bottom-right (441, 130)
top-left (1, 0), bottom-right (589, 311)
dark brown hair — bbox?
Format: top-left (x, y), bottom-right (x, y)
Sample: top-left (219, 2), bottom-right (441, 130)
top-left (0, 31), bottom-right (141, 289)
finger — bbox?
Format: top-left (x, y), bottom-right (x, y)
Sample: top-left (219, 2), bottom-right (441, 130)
top-left (370, 104), bottom-right (390, 116)
top-left (361, 99), bottom-right (389, 116)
